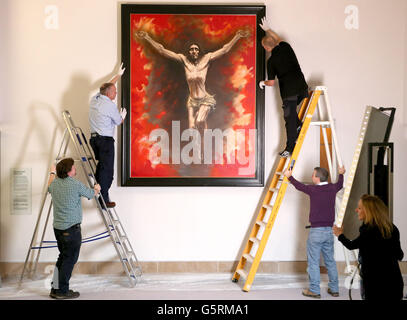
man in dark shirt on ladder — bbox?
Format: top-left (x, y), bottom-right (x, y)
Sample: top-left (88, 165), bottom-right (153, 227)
top-left (259, 17), bottom-right (308, 158)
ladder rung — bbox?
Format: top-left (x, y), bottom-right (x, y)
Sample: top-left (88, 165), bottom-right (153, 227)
top-left (262, 204), bottom-right (273, 211)
top-left (249, 237), bottom-right (260, 244)
top-left (310, 121), bottom-right (330, 126)
top-left (256, 221), bottom-right (266, 228)
top-left (275, 171), bottom-right (284, 176)
top-left (243, 253), bottom-right (254, 263)
top-left (236, 269), bottom-right (248, 279)
top-left (269, 187), bottom-right (279, 193)
top-left (126, 251), bottom-right (134, 257)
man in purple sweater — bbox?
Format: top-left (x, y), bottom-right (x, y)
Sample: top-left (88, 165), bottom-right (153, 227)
top-left (284, 165), bottom-right (345, 298)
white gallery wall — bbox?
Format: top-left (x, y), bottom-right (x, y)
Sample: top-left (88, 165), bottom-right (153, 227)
top-left (0, 0), bottom-right (406, 264)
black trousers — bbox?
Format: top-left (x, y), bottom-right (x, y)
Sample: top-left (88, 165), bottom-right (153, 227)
top-left (53, 224), bottom-right (82, 293)
top-left (282, 94), bottom-right (306, 152)
top-left (90, 135), bottom-right (114, 202)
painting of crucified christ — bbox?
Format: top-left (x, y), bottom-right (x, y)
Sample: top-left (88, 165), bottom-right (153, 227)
top-left (121, 4), bottom-right (266, 186)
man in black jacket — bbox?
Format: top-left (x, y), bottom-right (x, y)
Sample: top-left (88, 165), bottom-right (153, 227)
top-left (259, 17), bottom-right (308, 158)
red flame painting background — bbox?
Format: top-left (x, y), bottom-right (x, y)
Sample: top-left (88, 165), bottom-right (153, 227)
top-left (129, 13), bottom-right (257, 178)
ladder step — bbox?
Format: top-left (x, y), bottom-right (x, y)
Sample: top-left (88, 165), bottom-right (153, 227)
top-left (269, 187), bottom-right (279, 193)
top-left (309, 121), bottom-right (330, 126)
top-left (275, 171), bottom-right (284, 176)
top-left (262, 204), bottom-right (273, 211)
top-left (243, 253), bottom-right (254, 263)
top-left (126, 251), bottom-right (134, 257)
top-left (236, 269), bottom-right (248, 279)
top-left (256, 221), bottom-right (267, 228)
top-left (249, 237), bottom-right (260, 244)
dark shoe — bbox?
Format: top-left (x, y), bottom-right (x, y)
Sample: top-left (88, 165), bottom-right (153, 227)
top-left (49, 288), bottom-right (57, 298)
top-left (279, 150), bottom-right (291, 158)
top-left (98, 197), bottom-right (116, 209)
top-left (302, 288), bottom-right (321, 299)
top-left (51, 290), bottom-right (80, 300)
top-left (327, 288), bottom-right (339, 297)
top-left (105, 201), bottom-right (116, 208)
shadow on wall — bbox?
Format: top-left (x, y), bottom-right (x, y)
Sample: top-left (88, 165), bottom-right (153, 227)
top-left (60, 72), bottom-right (103, 135)
top-left (13, 102), bottom-right (62, 191)
top-left (59, 67), bottom-right (123, 186)
top-left (307, 74), bottom-right (324, 89)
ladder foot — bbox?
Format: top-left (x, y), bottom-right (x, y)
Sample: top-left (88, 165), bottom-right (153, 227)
top-left (232, 278), bottom-right (238, 283)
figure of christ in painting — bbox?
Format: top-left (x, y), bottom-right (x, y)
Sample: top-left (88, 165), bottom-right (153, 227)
top-left (136, 30), bottom-right (250, 132)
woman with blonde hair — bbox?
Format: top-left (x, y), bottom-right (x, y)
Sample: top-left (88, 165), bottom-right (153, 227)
top-left (333, 194), bottom-right (404, 300)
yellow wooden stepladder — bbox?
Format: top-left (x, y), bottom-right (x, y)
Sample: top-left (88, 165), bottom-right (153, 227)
top-left (232, 86), bottom-right (343, 292)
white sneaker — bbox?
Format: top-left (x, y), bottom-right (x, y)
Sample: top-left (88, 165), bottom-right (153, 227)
top-left (279, 150), bottom-right (291, 158)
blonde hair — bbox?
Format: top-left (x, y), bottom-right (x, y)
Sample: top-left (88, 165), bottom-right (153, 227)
top-left (360, 194), bottom-right (393, 239)
top-left (261, 35), bottom-right (276, 49)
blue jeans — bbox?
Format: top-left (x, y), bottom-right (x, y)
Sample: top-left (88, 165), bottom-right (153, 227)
top-left (306, 227), bottom-right (339, 295)
top-left (52, 224), bottom-right (82, 293)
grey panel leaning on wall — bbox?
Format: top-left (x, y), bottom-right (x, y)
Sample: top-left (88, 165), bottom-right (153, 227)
top-left (335, 106), bottom-right (392, 240)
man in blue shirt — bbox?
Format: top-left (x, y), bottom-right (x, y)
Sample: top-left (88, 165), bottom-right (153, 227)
top-left (89, 63), bottom-right (127, 208)
top-left (48, 158), bottom-right (100, 299)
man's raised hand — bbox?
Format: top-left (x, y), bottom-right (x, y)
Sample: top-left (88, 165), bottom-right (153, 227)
top-left (259, 17), bottom-right (271, 32)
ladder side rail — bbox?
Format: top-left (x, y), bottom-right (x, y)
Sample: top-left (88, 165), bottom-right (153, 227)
top-left (20, 193), bottom-right (51, 282)
top-left (317, 89), bottom-right (354, 274)
top-left (55, 129), bottom-right (69, 161)
top-left (321, 127), bottom-right (334, 178)
top-left (322, 89), bottom-right (343, 167)
top-left (331, 134), bottom-right (338, 182)
top-left (73, 126), bottom-right (97, 177)
top-left (95, 199), bottom-right (140, 281)
top-left (33, 129), bottom-right (74, 275)
top-left (71, 127), bottom-right (97, 187)
top-left (109, 207), bottom-right (142, 272)
top-left (298, 91), bottom-right (314, 122)
top-left (20, 129), bottom-right (71, 283)
top-left (232, 157), bottom-right (288, 281)
top-left (94, 204), bottom-right (136, 283)
top-left (243, 180), bottom-right (290, 291)
top-left (76, 127), bottom-right (98, 176)
top-left (31, 201), bottom-right (54, 277)
top-left (316, 98), bottom-right (335, 178)
top-left (317, 96), bottom-right (334, 181)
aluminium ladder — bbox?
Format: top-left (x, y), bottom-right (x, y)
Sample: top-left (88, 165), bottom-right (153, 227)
top-left (20, 110), bottom-right (142, 287)
top-left (232, 86), bottom-right (343, 292)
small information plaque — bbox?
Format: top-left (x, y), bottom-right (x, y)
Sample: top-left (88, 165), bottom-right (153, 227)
top-left (11, 168), bottom-right (32, 215)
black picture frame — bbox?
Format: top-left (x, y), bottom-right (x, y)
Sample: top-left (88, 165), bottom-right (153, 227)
top-left (121, 4), bottom-right (265, 186)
